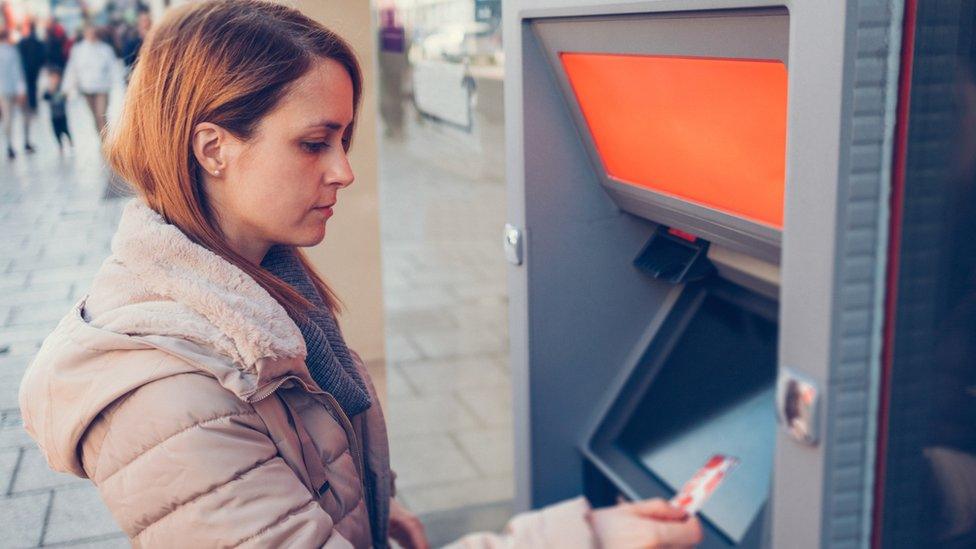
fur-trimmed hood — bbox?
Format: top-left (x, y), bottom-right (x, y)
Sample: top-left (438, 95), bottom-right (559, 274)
top-left (87, 199), bottom-right (306, 366)
top-left (19, 199), bottom-right (321, 476)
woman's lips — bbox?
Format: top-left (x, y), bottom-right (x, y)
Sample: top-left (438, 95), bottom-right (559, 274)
top-left (313, 205), bottom-right (334, 219)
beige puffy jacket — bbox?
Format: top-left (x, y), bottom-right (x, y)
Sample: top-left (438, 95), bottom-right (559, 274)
top-left (19, 200), bottom-right (598, 548)
top-left (19, 201), bottom-right (392, 548)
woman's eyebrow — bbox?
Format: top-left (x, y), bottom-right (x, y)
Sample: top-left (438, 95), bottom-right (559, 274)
top-left (303, 120), bottom-right (347, 131)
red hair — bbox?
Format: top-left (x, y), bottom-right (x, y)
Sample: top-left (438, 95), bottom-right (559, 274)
top-left (105, 0), bottom-right (363, 319)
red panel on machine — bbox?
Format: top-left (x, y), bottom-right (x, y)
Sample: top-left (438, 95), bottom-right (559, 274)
top-left (560, 53), bottom-right (788, 228)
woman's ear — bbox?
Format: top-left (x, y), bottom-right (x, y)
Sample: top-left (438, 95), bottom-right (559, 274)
top-left (191, 122), bottom-right (227, 178)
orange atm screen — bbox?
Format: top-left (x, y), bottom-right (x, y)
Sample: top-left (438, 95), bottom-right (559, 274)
top-left (560, 53), bottom-right (788, 228)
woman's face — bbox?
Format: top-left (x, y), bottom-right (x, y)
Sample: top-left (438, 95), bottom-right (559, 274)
top-left (206, 58), bottom-right (355, 262)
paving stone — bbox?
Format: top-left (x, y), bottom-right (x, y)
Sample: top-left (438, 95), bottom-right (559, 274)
top-left (386, 334), bottom-right (423, 362)
top-left (0, 284), bottom-right (74, 308)
top-left (386, 307), bottom-right (458, 333)
top-left (7, 301), bottom-right (74, 329)
top-left (0, 340), bottom-right (42, 359)
top-left (1, 447), bottom-right (20, 494)
top-left (386, 363), bottom-right (416, 398)
top-left (411, 327), bottom-right (506, 359)
top-left (28, 265), bottom-right (102, 286)
top-left (0, 422), bottom-right (34, 451)
top-left (384, 285), bottom-right (457, 312)
top-left (455, 382), bottom-right (513, 428)
top-left (0, 371), bottom-right (25, 412)
top-left (398, 476), bottom-right (514, 515)
top-left (6, 253), bottom-right (84, 274)
top-left (397, 355), bottom-right (509, 395)
top-left (0, 326), bottom-right (60, 361)
top-left (2, 409), bottom-right (23, 427)
top-left (0, 352), bottom-right (43, 376)
top-left (45, 533), bottom-right (130, 548)
top-left (389, 434), bottom-right (480, 490)
top-left (10, 447), bottom-right (86, 494)
top-left (381, 269), bottom-right (412, 291)
top-left (419, 500), bottom-right (514, 548)
top-left (386, 394), bottom-right (480, 436)
top-left (43, 486), bottom-right (123, 545)
top-left (0, 491), bottom-right (49, 548)
top-left (446, 274), bottom-right (499, 293)
top-left (455, 428), bottom-right (514, 476)
top-left (0, 272), bottom-right (29, 292)
top-left (452, 301), bottom-right (509, 329)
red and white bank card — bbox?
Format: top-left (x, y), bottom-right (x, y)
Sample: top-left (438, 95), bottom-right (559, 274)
top-left (669, 454), bottom-right (739, 514)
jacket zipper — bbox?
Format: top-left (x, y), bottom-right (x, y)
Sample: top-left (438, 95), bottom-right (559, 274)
top-left (318, 392), bottom-right (374, 525)
top-left (249, 376), bottom-right (297, 402)
top-left (253, 378), bottom-right (374, 529)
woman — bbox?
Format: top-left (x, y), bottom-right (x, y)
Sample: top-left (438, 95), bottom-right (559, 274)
top-left (0, 29), bottom-right (27, 159)
top-left (62, 24), bottom-right (117, 141)
top-left (16, 22), bottom-right (45, 154)
top-left (18, 1), bottom-right (702, 547)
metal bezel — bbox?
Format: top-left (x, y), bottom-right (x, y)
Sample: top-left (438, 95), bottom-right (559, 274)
top-left (529, 8), bottom-right (789, 264)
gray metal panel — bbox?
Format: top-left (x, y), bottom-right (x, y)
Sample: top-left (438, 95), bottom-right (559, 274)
top-left (825, 1), bottom-right (902, 546)
top-left (529, 10), bottom-right (788, 263)
top-left (775, 1), bottom-right (901, 548)
top-left (517, 22), bottom-right (669, 508)
top-left (504, 0), bottom-right (532, 513)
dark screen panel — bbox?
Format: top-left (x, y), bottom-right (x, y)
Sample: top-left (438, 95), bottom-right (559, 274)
top-left (877, 2), bottom-right (976, 547)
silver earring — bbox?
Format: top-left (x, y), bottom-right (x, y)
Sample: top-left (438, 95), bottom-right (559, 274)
top-left (213, 169), bottom-right (221, 176)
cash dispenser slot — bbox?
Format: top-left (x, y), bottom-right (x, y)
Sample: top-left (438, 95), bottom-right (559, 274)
top-left (583, 277), bottom-right (777, 546)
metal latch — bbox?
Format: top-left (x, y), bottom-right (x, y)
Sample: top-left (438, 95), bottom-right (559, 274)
top-left (504, 224), bottom-right (523, 265)
top-left (776, 368), bottom-right (821, 446)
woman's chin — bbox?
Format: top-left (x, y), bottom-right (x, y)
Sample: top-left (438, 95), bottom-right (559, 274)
top-left (277, 225), bottom-right (327, 249)
top-left (302, 225), bottom-right (328, 247)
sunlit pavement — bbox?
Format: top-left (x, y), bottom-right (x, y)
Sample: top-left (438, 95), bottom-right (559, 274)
top-left (0, 71), bottom-right (130, 547)
top-left (380, 104), bottom-right (514, 544)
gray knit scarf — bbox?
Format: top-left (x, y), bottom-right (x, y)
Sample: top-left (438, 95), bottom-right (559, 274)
top-left (261, 245), bottom-right (372, 417)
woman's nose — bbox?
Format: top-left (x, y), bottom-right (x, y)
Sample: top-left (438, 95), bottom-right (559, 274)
top-left (327, 151), bottom-right (355, 188)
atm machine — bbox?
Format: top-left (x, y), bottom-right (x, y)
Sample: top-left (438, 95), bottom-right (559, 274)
top-left (504, 1), bottom-right (976, 548)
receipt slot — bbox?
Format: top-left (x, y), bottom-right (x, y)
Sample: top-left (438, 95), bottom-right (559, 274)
top-left (503, 1), bottom-right (951, 548)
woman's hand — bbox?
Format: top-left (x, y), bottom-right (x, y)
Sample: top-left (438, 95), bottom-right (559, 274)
top-left (587, 498), bottom-right (703, 549)
top-left (389, 498), bottom-right (429, 549)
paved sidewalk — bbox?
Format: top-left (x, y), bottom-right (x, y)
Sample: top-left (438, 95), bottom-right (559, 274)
top-left (1, 97), bottom-right (129, 546)
top-left (380, 104), bottom-right (514, 525)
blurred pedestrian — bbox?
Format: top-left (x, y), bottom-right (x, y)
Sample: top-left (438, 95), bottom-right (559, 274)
top-left (45, 20), bottom-right (69, 70)
top-left (63, 24), bottom-right (117, 141)
top-left (42, 65), bottom-right (72, 154)
top-left (120, 11), bottom-right (151, 82)
top-left (17, 21), bottom-right (45, 153)
top-left (0, 28), bottom-right (27, 159)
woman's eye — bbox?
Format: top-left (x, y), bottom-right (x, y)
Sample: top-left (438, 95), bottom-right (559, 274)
top-left (301, 141), bottom-right (329, 154)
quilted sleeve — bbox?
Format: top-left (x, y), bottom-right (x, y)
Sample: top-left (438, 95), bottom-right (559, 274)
top-left (444, 497), bottom-right (596, 549)
top-left (81, 372), bottom-right (351, 548)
